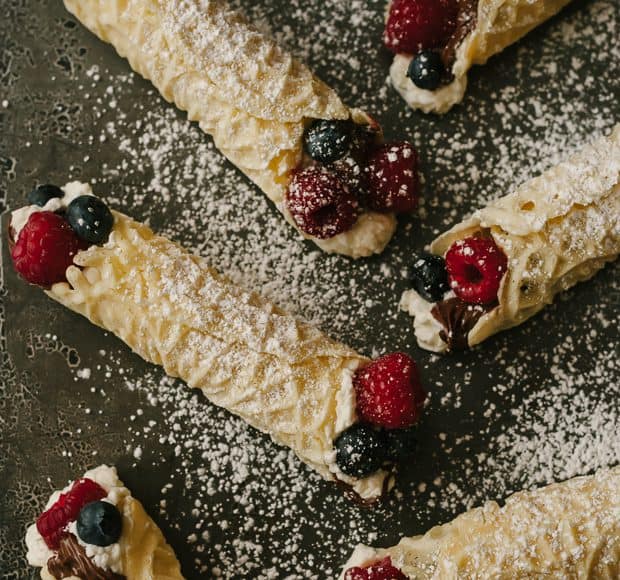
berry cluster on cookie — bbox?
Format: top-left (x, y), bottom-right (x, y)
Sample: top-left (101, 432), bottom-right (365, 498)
top-left (11, 183), bottom-right (114, 287)
top-left (384, 0), bottom-right (465, 92)
top-left (407, 237), bottom-right (507, 351)
top-left (26, 465), bottom-right (184, 579)
top-left (384, 0), bottom-right (573, 113)
top-left (286, 118), bottom-right (419, 239)
top-left (335, 353), bottom-right (426, 483)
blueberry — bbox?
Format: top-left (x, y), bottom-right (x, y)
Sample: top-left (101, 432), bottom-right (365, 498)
top-left (410, 253), bottom-right (449, 302)
top-left (304, 120), bottom-right (353, 164)
top-left (407, 51), bottom-right (445, 91)
top-left (334, 423), bottom-right (386, 478)
top-left (66, 195), bottom-right (114, 245)
top-left (27, 184), bottom-right (64, 207)
top-left (76, 500), bottom-right (122, 547)
top-left (385, 427), bottom-right (418, 461)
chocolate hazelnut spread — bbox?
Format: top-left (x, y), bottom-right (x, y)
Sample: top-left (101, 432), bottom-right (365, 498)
top-left (47, 534), bottom-right (125, 580)
top-left (442, 0), bottom-right (479, 68)
top-left (432, 297), bottom-right (496, 350)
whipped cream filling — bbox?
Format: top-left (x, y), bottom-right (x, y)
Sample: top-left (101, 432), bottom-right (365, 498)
top-left (400, 289), bottom-right (450, 353)
top-left (279, 112), bottom-right (398, 259)
top-left (10, 181), bottom-right (94, 239)
top-left (390, 54), bottom-right (467, 115)
top-left (324, 360), bottom-right (394, 501)
top-left (339, 544), bottom-right (381, 579)
top-left (333, 364), bottom-right (359, 436)
top-left (314, 211), bottom-right (397, 259)
top-left (25, 465), bottom-right (129, 576)
top-left (67, 495), bottom-right (127, 574)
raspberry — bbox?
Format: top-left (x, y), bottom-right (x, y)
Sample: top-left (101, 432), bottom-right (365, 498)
top-left (365, 142), bottom-right (419, 213)
top-left (36, 478), bottom-right (107, 550)
top-left (384, 0), bottom-right (458, 55)
top-left (285, 166), bottom-right (359, 239)
top-left (445, 237), bottom-right (508, 304)
top-left (11, 212), bottom-right (84, 287)
top-left (344, 557), bottom-right (408, 579)
top-left (353, 353), bottom-right (426, 429)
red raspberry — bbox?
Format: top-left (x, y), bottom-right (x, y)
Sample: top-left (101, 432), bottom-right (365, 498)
top-left (11, 212), bottom-right (84, 287)
top-left (384, 0), bottom-right (458, 54)
top-left (36, 478), bottom-right (107, 549)
top-left (445, 237), bottom-right (508, 304)
top-left (353, 353), bottom-right (426, 430)
top-left (365, 142), bottom-right (419, 213)
top-left (285, 166), bottom-right (359, 239)
top-left (344, 557), bottom-right (408, 579)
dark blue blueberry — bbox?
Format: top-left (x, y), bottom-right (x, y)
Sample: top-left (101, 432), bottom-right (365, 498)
top-left (407, 51), bottom-right (445, 91)
top-left (304, 120), bottom-right (353, 164)
top-left (385, 427), bottom-right (418, 461)
top-left (27, 184), bottom-right (64, 207)
top-left (334, 423), bottom-right (387, 478)
top-left (66, 195), bottom-right (114, 245)
top-left (410, 252), bottom-right (449, 302)
top-left (76, 501), bottom-right (122, 547)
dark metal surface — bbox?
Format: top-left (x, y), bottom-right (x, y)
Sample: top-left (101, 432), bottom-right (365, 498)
top-left (1, 0), bottom-right (618, 578)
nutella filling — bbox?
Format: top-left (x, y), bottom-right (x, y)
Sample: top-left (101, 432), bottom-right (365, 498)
top-left (431, 297), bottom-right (496, 350)
top-left (442, 0), bottom-right (479, 69)
top-left (47, 534), bottom-right (125, 580)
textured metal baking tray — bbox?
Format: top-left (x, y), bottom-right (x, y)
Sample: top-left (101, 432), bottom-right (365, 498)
top-left (1, 0), bottom-right (618, 578)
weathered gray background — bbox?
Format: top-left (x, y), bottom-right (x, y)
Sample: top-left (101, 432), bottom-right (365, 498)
top-left (1, 0), bottom-right (618, 578)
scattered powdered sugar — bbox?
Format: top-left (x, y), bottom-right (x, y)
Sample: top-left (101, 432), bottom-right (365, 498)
top-left (2, 0), bottom-right (618, 578)
top-left (434, 318), bottom-right (620, 512)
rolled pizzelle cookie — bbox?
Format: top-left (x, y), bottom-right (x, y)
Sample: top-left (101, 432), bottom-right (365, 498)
top-left (385, 0), bottom-right (572, 114)
top-left (401, 125), bottom-right (620, 352)
top-left (60, 0), bottom-right (423, 258)
top-left (25, 465), bottom-right (183, 580)
top-left (341, 466), bottom-right (620, 579)
top-left (10, 182), bottom-right (427, 501)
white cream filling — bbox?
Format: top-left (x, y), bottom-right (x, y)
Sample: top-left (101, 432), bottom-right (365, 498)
top-left (277, 200), bottom-right (397, 260)
top-left (313, 211), bottom-right (397, 259)
top-left (25, 465), bottom-right (128, 575)
top-left (67, 486), bottom-right (127, 575)
top-left (338, 544), bottom-right (381, 579)
top-left (11, 181), bottom-right (94, 238)
top-left (334, 364), bottom-right (358, 436)
top-left (390, 54), bottom-right (467, 115)
top-left (400, 289), bottom-right (449, 353)
top-left (324, 360), bottom-right (394, 501)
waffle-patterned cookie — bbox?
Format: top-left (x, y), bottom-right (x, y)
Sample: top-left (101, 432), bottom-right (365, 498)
top-left (26, 465), bottom-right (183, 580)
top-left (61, 0), bottom-right (399, 257)
top-left (402, 125), bottom-right (619, 352)
top-left (9, 182), bottom-right (410, 501)
top-left (341, 466), bottom-right (620, 579)
top-left (388, 0), bottom-right (572, 113)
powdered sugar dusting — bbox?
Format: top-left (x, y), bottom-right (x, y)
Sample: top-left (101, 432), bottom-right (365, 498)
top-left (1, 0), bottom-right (618, 578)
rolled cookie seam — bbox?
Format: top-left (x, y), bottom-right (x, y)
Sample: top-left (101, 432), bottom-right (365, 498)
top-left (61, 0), bottom-right (402, 258)
top-left (401, 125), bottom-right (620, 352)
top-left (25, 465), bottom-right (184, 580)
top-left (387, 0), bottom-right (572, 114)
top-left (9, 182), bottom-right (429, 501)
top-left (341, 465), bottom-right (620, 579)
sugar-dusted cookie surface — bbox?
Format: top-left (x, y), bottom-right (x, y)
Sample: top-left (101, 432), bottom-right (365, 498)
top-left (342, 466), bottom-right (620, 579)
top-left (62, 0), bottom-right (404, 257)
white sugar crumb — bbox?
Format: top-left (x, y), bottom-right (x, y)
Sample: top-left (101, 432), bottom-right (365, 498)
top-left (76, 367), bottom-right (91, 379)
